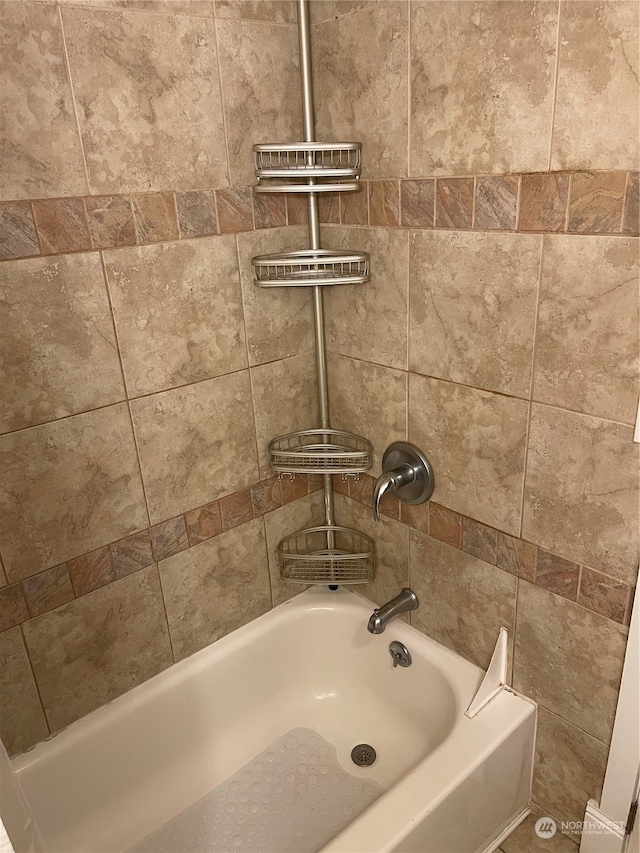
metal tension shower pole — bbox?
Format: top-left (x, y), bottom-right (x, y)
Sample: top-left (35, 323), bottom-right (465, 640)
top-left (297, 0), bottom-right (335, 533)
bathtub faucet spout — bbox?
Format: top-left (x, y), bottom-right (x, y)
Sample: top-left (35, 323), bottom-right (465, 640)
top-left (367, 588), bottom-right (419, 634)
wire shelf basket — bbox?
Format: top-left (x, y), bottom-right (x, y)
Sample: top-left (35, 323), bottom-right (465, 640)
top-left (254, 142), bottom-right (361, 193)
top-left (269, 429), bottom-right (373, 474)
top-left (278, 525), bottom-right (375, 584)
top-left (252, 249), bottom-right (370, 288)
top-left (255, 143), bottom-right (361, 178)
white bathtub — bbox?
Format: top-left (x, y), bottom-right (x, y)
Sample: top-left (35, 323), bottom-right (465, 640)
top-left (7, 586), bottom-right (536, 853)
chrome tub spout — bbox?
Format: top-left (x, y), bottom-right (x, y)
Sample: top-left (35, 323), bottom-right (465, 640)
top-left (367, 588), bottom-right (419, 634)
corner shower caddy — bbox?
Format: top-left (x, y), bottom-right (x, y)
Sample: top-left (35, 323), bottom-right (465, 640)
top-left (251, 0), bottom-right (375, 585)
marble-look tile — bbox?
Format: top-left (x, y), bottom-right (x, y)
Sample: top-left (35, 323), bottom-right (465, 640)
top-left (435, 178), bottom-right (474, 228)
top-left (0, 202), bottom-right (39, 260)
top-left (310, 0), bottom-right (367, 25)
top-left (514, 581), bottom-right (627, 743)
top-left (150, 516), bottom-right (189, 561)
top-left (533, 707), bottom-right (608, 826)
top-left (176, 190), bottom-right (217, 239)
top-left (131, 372), bottom-right (258, 523)
top-left (216, 19), bottom-right (301, 186)
top-left (250, 476), bottom-right (282, 516)
top-left (0, 252), bottom-right (125, 434)
top-left (568, 172), bottom-right (627, 233)
top-left (0, 585), bottom-right (29, 632)
top-left (400, 180), bottom-right (435, 228)
top-left (110, 530), bottom-right (154, 578)
top-left (411, 1), bottom-right (557, 176)
top-left (62, 6), bottom-right (228, 193)
top-left (185, 501), bottom-right (222, 546)
top-left (533, 236), bottom-right (639, 423)
top-left (474, 176), bottom-right (519, 230)
top-left (410, 530), bottom-right (516, 671)
top-left (369, 181), bottom-right (400, 227)
top-left (159, 517), bottom-right (271, 660)
top-left (62, 0), bottom-right (214, 14)
top-left (461, 517), bottom-right (497, 564)
top-left (286, 194), bottom-right (307, 226)
top-left (519, 173), bottom-right (569, 232)
top-left (327, 354), bottom-right (406, 476)
top-left (264, 490), bottom-right (324, 606)
top-left (252, 191), bottom-right (287, 230)
top-left (409, 375), bottom-right (529, 535)
top-left (85, 196), bottom-right (136, 248)
top-left (551, 1), bottom-right (639, 171)
top-left (0, 627), bottom-right (49, 756)
top-left (22, 564), bottom-right (75, 617)
top-left (341, 187), bottom-right (368, 225)
top-left (0, 2), bottom-right (88, 199)
top-left (399, 501), bottom-right (429, 535)
top-left (236, 226), bottom-right (312, 366)
top-left (216, 187), bottom-right (253, 234)
top-left (499, 809), bottom-right (579, 853)
top-left (523, 406), bottom-right (639, 584)
top-left (131, 193), bottom-right (179, 243)
top-left (496, 533), bottom-right (536, 583)
top-left (220, 489), bottom-right (253, 530)
top-left (335, 493), bottom-right (409, 609)
top-left (281, 474), bottom-right (309, 504)
top-left (32, 198), bottom-right (91, 254)
top-left (428, 503), bottom-right (461, 548)
top-left (250, 353), bottom-right (318, 479)
top-left (68, 545), bottom-right (116, 596)
top-left (409, 231), bottom-right (540, 397)
top-left (623, 172), bottom-right (639, 235)
top-left (104, 236), bottom-right (246, 397)
top-left (313, 2), bottom-right (408, 179)
top-left (0, 404), bottom-right (147, 582)
top-left (318, 195), bottom-right (340, 225)
top-left (578, 568), bottom-right (629, 626)
top-left (23, 566), bottom-right (172, 732)
top-left (323, 226), bottom-right (409, 369)
top-left (214, 0), bottom-right (296, 24)
top-left (535, 549), bottom-right (579, 601)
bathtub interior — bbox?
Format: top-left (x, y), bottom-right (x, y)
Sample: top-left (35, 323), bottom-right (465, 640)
top-left (9, 587), bottom-right (530, 853)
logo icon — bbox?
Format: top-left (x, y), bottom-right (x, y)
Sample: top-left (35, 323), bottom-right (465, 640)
top-left (535, 817), bottom-right (557, 838)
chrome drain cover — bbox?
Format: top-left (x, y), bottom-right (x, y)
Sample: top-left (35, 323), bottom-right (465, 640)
top-left (351, 743), bottom-right (376, 767)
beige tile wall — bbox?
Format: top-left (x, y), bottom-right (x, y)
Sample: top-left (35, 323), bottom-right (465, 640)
top-left (0, 0), bottom-right (323, 756)
top-left (1, 3), bottom-right (639, 844)
top-left (314, 0), bottom-right (640, 836)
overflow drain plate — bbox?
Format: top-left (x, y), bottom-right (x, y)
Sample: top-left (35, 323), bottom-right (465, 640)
top-left (351, 743), bottom-right (376, 767)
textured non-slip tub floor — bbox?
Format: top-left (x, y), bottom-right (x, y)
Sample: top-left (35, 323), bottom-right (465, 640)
top-left (129, 728), bottom-right (384, 853)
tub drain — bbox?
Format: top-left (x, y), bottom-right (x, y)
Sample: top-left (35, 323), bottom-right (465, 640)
top-left (351, 743), bottom-right (376, 767)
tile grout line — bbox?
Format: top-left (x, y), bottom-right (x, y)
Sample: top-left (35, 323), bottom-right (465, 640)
top-left (620, 170), bottom-right (630, 234)
top-left (547, 0), bottom-right (563, 172)
top-left (518, 234), bottom-right (546, 538)
top-left (407, 0), bottom-right (412, 181)
top-left (98, 250), bottom-right (154, 529)
top-left (57, 4), bottom-right (92, 197)
top-left (213, 15), bottom-right (235, 191)
top-left (155, 562), bottom-right (177, 665)
top-left (234, 232), bottom-right (263, 482)
top-left (19, 622), bottom-right (53, 738)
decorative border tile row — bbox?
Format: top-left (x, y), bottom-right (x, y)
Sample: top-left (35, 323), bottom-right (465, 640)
top-left (2, 169), bottom-right (637, 262)
top-left (0, 186), bottom-right (291, 261)
top-left (335, 473), bottom-right (635, 627)
top-left (318, 170), bottom-right (639, 237)
top-left (0, 473), bottom-right (321, 632)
